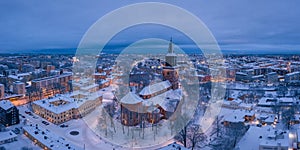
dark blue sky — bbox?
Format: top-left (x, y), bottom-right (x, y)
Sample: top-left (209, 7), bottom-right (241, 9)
top-left (0, 0), bottom-right (300, 52)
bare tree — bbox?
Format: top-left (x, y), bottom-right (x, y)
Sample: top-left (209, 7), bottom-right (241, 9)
top-left (272, 100), bottom-right (281, 120)
top-left (187, 124), bottom-right (206, 150)
top-left (210, 122), bottom-right (249, 149)
top-left (175, 125), bottom-right (188, 147)
top-left (174, 114), bottom-right (190, 148)
top-left (226, 123), bottom-right (249, 148)
top-left (281, 106), bottom-right (296, 129)
top-left (211, 116), bottom-right (223, 138)
top-left (97, 108), bottom-right (108, 136)
top-left (277, 85), bottom-right (288, 97)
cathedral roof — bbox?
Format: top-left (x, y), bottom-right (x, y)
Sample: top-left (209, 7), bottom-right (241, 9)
top-left (120, 92), bottom-right (143, 105)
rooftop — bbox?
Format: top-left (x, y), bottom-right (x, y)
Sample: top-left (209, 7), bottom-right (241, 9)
top-left (32, 72), bottom-right (72, 82)
top-left (0, 130), bottom-right (17, 142)
top-left (237, 126), bottom-right (289, 150)
top-left (33, 91), bottom-right (102, 114)
top-left (139, 80), bottom-right (172, 96)
top-left (23, 126), bottom-right (82, 150)
top-left (0, 100), bottom-right (14, 110)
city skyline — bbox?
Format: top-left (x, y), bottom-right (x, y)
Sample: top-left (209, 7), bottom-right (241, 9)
top-left (0, 1), bottom-right (300, 52)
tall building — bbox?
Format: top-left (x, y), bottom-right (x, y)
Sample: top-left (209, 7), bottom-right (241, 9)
top-left (31, 72), bottom-right (72, 91)
top-left (46, 65), bottom-right (55, 73)
top-left (0, 100), bottom-right (20, 126)
top-left (120, 40), bottom-right (182, 126)
top-left (165, 38), bottom-right (177, 67)
top-left (163, 38), bottom-right (179, 89)
top-left (0, 84), bottom-right (4, 99)
top-left (21, 64), bottom-right (35, 73)
top-left (13, 81), bottom-right (26, 95)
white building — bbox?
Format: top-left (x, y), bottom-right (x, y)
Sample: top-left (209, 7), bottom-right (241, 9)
top-left (0, 130), bottom-right (17, 145)
top-left (23, 126), bottom-right (82, 150)
top-left (236, 126), bottom-right (290, 150)
top-left (32, 91), bottom-right (102, 124)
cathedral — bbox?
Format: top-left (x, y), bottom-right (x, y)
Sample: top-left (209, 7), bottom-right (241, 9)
top-left (120, 38), bottom-right (181, 126)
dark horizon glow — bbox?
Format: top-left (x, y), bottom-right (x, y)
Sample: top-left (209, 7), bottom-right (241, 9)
top-left (0, 0), bottom-right (300, 52)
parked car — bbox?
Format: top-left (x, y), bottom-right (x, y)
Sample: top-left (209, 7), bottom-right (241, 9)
top-left (42, 121), bottom-right (50, 125)
top-left (60, 124), bottom-right (68, 128)
top-left (25, 111), bottom-right (31, 114)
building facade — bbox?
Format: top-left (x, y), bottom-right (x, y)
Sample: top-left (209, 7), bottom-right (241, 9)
top-left (13, 81), bottom-right (26, 95)
top-left (32, 92), bottom-right (102, 124)
top-left (0, 100), bottom-right (20, 126)
top-left (0, 84), bottom-right (4, 99)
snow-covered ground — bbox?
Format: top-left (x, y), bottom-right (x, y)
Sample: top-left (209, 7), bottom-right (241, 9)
top-left (236, 125), bottom-right (292, 150)
top-left (8, 85), bottom-right (176, 150)
top-left (0, 132), bottom-right (41, 150)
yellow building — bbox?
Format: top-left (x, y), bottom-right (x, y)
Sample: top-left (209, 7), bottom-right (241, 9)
top-left (32, 91), bottom-right (102, 124)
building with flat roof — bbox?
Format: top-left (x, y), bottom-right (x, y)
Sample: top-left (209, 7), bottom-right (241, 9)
top-left (32, 91), bottom-right (102, 124)
top-left (0, 130), bottom-right (17, 145)
top-left (32, 72), bottom-right (72, 92)
top-left (13, 81), bottom-right (26, 95)
top-left (285, 71), bottom-right (300, 83)
top-left (0, 100), bottom-right (19, 126)
top-left (23, 126), bottom-right (82, 150)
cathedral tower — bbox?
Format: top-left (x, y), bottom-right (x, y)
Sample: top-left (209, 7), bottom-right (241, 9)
top-left (163, 38), bottom-right (179, 89)
top-left (165, 38), bottom-right (177, 67)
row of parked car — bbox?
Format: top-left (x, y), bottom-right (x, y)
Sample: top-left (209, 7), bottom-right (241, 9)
top-left (42, 120), bottom-right (50, 125)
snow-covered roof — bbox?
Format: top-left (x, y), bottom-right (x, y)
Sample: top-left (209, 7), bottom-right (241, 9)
top-left (32, 72), bottom-right (72, 82)
top-left (236, 72), bottom-right (248, 76)
top-left (252, 75), bottom-right (264, 78)
top-left (139, 80), bottom-right (171, 96)
top-left (120, 92), bottom-right (143, 105)
top-left (121, 89), bottom-right (182, 114)
top-left (23, 126), bottom-right (82, 150)
top-left (259, 130), bottom-right (289, 148)
top-left (285, 71), bottom-right (300, 76)
top-left (160, 99), bottom-right (179, 112)
top-left (264, 115), bottom-right (276, 123)
top-left (0, 130), bottom-right (17, 142)
top-left (0, 100), bottom-right (14, 110)
top-left (17, 72), bottom-right (31, 76)
top-left (33, 91), bottom-right (102, 114)
top-left (94, 72), bottom-right (106, 76)
top-left (278, 97), bottom-right (294, 103)
top-left (8, 75), bottom-right (23, 80)
top-left (237, 126), bottom-right (289, 150)
top-left (223, 109), bottom-right (254, 123)
top-left (80, 83), bottom-right (98, 91)
top-left (258, 97), bottom-right (275, 106)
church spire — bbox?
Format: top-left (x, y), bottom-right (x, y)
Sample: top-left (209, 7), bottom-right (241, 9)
top-left (168, 37), bottom-right (173, 53)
